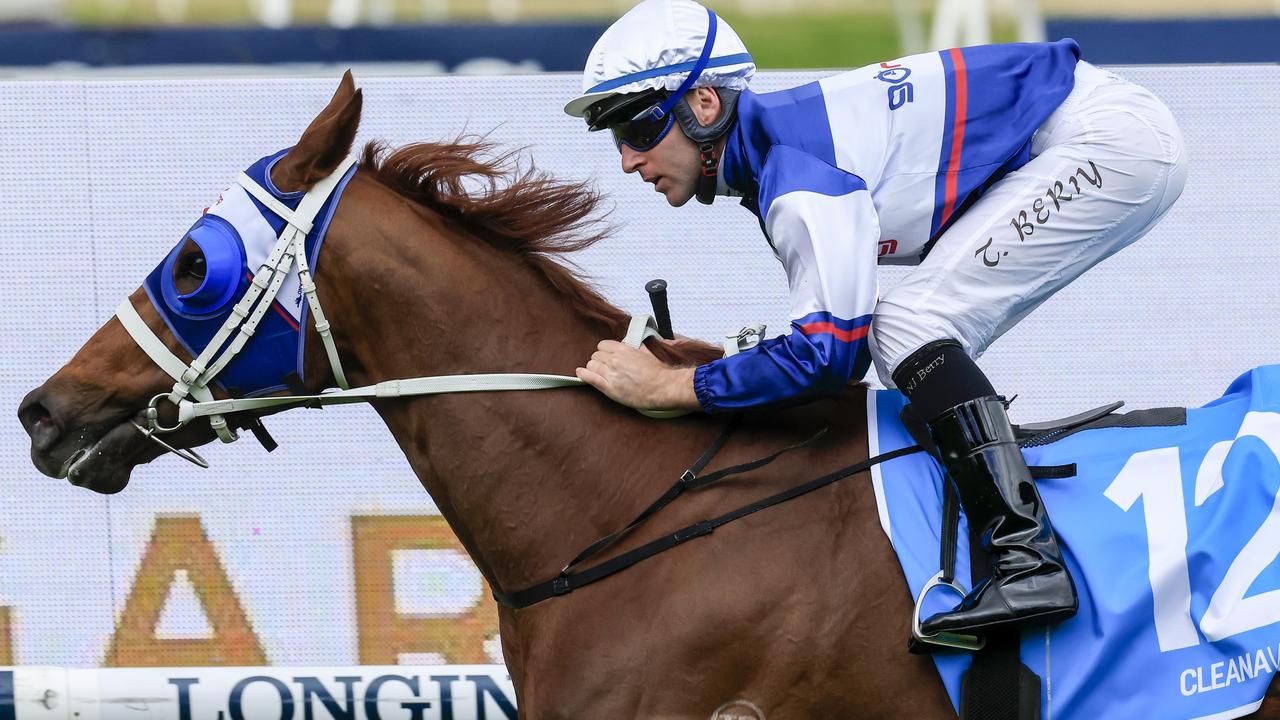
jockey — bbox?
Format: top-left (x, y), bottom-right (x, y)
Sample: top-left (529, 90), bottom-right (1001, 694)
top-left (568, 0), bottom-right (1187, 637)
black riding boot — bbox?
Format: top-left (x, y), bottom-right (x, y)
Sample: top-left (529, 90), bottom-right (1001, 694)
top-left (919, 395), bottom-right (1078, 636)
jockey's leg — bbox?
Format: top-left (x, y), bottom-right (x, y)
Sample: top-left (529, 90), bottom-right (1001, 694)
top-left (870, 60), bottom-right (1188, 637)
top-left (898, 340), bottom-right (1079, 635)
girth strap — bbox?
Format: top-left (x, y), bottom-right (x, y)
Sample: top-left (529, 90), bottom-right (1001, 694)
top-left (960, 518), bottom-right (1043, 720)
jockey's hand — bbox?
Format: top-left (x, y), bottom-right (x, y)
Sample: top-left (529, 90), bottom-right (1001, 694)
top-left (576, 340), bottom-right (701, 412)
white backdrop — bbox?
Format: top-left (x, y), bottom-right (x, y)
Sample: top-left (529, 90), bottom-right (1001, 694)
top-left (0, 66), bottom-right (1277, 667)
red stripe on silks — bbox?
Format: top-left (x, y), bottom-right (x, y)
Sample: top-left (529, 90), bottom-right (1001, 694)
top-left (272, 302), bottom-right (300, 331)
top-left (799, 322), bottom-right (869, 343)
top-left (938, 47), bottom-right (968, 229)
top-left (245, 271), bottom-right (302, 331)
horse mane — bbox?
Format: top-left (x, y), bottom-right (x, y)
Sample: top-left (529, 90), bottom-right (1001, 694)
top-left (359, 140), bottom-right (724, 367)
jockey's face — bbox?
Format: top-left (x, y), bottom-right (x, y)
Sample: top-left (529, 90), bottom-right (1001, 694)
top-left (620, 87), bottom-right (722, 207)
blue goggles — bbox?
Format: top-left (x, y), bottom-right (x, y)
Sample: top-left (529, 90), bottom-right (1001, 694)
top-left (608, 103), bottom-right (677, 153)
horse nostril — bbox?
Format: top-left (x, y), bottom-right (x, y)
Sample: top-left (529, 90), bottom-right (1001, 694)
top-left (18, 391), bottom-right (62, 452)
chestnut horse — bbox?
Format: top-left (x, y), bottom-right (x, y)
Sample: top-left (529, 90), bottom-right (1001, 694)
top-left (16, 74), bottom-right (1280, 719)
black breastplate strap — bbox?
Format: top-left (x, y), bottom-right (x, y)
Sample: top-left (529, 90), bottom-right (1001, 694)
top-left (492, 417), bottom-right (923, 610)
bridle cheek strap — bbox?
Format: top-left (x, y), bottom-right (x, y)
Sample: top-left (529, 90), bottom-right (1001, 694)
top-left (116, 299), bottom-right (207, 395)
top-left (236, 156), bottom-right (355, 390)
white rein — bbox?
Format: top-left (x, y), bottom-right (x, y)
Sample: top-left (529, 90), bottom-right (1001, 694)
top-left (116, 157), bottom-right (722, 469)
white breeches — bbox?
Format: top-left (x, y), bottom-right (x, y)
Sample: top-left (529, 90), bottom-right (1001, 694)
top-left (870, 61), bottom-right (1189, 387)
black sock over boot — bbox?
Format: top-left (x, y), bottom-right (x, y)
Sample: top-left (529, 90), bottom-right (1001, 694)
top-left (892, 340), bottom-right (996, 418)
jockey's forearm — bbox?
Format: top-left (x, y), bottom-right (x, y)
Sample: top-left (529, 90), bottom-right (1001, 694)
top-left (666, 366), bottom-right (702, 412)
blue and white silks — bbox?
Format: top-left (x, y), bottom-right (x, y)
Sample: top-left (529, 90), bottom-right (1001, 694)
top-left (694, 40), bottom-right (1081, 412)
top-left (142, 148), bottom-right (357, 397)
top-left (870, 365), bottom-right (1280, 719)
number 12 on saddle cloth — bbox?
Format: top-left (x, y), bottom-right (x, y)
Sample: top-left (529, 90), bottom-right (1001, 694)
top-left (869, 365), bottom-right (1280, 720)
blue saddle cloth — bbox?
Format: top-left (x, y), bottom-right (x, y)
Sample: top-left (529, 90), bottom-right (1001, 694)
top-left (869, 365), bottom-right (1280, 720)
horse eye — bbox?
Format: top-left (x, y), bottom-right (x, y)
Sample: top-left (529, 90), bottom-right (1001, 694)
top-left (187, 255), bottom-right (207, 279)
top-left (172, 238), bottom-right (208, 295)
top-left (176, 245), bottom-right (206, 280)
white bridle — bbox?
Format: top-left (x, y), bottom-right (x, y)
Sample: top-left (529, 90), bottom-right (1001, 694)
top-left (115, 156), bottom-right (696, 469)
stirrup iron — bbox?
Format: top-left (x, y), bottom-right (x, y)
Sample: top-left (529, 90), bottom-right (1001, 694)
top-left (911, 571), bottom-right (985, 652)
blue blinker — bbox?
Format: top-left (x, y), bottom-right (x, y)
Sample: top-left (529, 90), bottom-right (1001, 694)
top-left (159, 214), bottom-right (247, 317)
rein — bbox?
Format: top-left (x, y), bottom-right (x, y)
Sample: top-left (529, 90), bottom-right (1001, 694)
top-left (153, 314), bottom-right (680, 430)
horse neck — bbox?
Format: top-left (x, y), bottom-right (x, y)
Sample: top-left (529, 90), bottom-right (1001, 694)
top-left (315, 176), bottom-right (697, 592)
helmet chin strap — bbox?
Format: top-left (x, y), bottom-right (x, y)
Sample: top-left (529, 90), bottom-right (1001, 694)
top-left (671, 88), bottom-right (739, 206)
top-left (695, 140), bottom-right (720, 205)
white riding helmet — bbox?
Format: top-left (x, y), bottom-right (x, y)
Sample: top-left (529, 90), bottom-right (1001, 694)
top-left (563, 0), bottom-right (755, 120)
top-left (565, 0), bottom-right (755, 205)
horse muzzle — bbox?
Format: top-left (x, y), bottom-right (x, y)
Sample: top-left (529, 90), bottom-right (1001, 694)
top-left (18, 384), bottom-right (159, 493)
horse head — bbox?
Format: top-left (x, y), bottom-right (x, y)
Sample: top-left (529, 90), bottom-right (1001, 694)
top-left (18, 72), bottom-right (364, 494)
